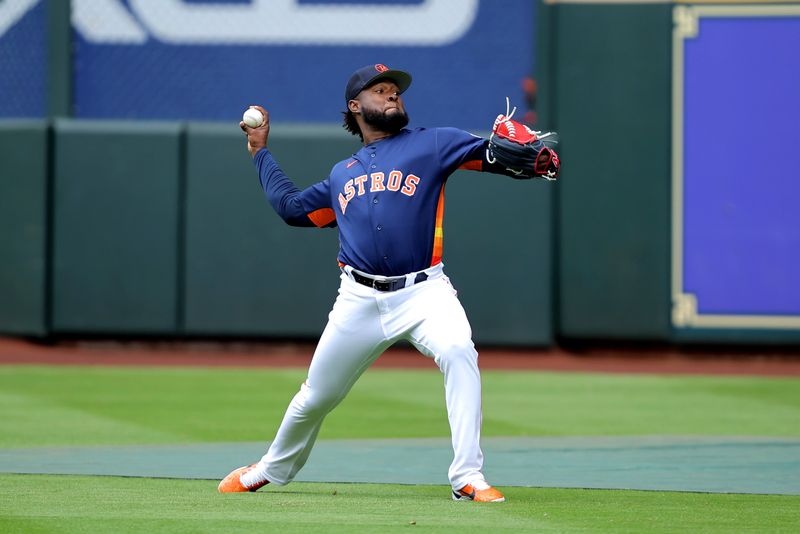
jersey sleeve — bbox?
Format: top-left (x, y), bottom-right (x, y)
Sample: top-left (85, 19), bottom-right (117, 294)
top-left (254, 148), bottom-right (337, 228)
top-left (434, 127), bottom-right (487, 175)
top-left (435, 129), bottom-right (515, 177)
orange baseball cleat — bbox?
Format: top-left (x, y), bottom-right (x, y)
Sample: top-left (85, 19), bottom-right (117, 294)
top-left (452, 482), bottom-right (506, 502)
top-left (217, 464), bottom-right (270, 493)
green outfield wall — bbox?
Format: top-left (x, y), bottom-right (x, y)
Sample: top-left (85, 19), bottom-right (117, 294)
top-left (0, 121), bottom-right (49, 336)
top-left (51, 121), bottom-right (182, 334)
top-left (182, 124), bottom-right (351, 338)
top-left (539, 2), bottom-right (673, 342)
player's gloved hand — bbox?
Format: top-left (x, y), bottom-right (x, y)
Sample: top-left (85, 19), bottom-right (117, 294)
top-left (487, 99), bottom-right (560, 181)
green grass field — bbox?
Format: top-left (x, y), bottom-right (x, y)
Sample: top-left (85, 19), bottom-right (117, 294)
top-left (1, 365), bottom-right (799, 532)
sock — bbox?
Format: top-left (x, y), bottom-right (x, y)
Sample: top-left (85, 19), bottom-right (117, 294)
top-left (240, 463), bottom-right (270, 488)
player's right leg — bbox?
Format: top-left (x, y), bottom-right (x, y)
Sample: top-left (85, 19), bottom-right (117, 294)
top-left (405, 275), bottom-right (505, 502)
top-left (219, 274), bottom-right (390, 492)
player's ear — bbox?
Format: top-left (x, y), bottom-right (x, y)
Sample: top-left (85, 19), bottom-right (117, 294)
top-left (348, 99), bottom-right (360, 114)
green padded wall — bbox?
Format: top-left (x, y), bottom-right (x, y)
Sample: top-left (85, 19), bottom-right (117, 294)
top-left (183, 124), bottom-right (355, 336)
top-left (443, 172), bottom-right (553, 346)
top-left (548, 3), bottom-right (672, 340)
top-left (51, 120), bottom-right (181, 333)
top-left (0, 121), bottom-right (49, 336)
top-left (183, 124), bottom-right (553, 345)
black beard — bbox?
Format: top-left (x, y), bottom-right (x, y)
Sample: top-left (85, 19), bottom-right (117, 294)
top-left (361, 106), bottom-right (409, 134)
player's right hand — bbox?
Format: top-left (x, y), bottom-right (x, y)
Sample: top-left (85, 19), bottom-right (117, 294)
top-left (240, 105), bottom-right (270, 158)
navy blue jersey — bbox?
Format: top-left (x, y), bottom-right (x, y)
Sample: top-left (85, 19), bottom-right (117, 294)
top-left (255, 127), bottom-right (488, 276)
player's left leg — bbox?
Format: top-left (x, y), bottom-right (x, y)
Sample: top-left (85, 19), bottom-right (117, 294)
top-left (403, 274), bottom-right (503, 501)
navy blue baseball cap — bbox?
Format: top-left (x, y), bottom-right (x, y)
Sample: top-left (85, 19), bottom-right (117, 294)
top-left (345, 64), bottom-right (412, 103)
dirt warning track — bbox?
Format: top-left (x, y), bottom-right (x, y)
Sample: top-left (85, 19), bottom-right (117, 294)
top-left (1, 337), bottom-right (799, 376)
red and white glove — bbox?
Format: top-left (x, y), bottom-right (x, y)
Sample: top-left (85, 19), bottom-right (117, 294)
top-left (488, 99), bottom-right (560, 180)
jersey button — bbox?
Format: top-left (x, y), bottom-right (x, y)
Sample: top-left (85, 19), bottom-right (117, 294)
top-left (371, 165), bottom-right (376, 169)
top-left (370, 154), bottom-right (376, 158)
top-left (373, 198), bottom-right (378, 204)
top-left (376, 225), bottom-right (383, 231)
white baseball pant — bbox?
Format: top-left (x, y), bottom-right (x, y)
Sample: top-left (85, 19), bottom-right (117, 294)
top-left (246, 262), bottom-right (486, 491)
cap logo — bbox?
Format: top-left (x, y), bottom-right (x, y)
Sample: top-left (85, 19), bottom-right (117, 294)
top-left (375, 64), bottom-right (389, 73)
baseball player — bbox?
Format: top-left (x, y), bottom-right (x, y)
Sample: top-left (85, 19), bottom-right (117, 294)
top-left (219, 64), bottom-right (560, 502)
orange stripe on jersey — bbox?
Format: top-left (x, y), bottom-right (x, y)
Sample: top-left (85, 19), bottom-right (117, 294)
top-left (430, 185), bottom-right (446, 266)
top-left (458, 159), bottom-right (482, 171)
top-left (307, 208), bottom-right (336, 228)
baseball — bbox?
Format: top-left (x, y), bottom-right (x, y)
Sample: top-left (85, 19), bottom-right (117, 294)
top-left (242, 107), bottom-right (264, 128)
